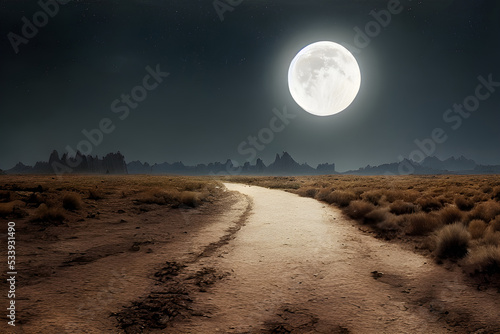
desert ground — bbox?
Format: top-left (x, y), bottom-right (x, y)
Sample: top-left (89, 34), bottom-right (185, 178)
top-left (1, 175), bottom-right (499, 333)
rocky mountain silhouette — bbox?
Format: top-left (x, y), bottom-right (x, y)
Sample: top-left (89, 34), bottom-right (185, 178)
top-left (3, 151), bottom-right (500, 176)
top-left (6, 150), bottom-right (128, 175)
top-left (126, 152), bottom-right (335, 176)
top-left (420, 156), bottom-right (476, 171)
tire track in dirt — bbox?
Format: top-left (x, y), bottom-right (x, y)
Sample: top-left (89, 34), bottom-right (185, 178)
top-left (114, 193), bottom-right (253, 333)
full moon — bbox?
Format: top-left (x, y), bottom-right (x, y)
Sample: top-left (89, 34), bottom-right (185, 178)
top-left (288, 41), bottom-right (361, 116)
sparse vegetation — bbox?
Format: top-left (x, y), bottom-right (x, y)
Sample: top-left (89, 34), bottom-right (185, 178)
top-left (221, 174), bottom-right (500, 285)
top-left (30, 203), bottom-right (66, 225)
top-left (345, 200), bottom-right (375, 221)
top-left (0, 200), bottom-right (27, 218)
top-left (438, 206), bottom-right (463, 225)
top-left (324, 190), bottom-right (357, 207)
top-left (297, 187), bottom-right (319, 198)
top-left (405, 212), bottom-right (441, 236)
top-left (468, 219), bottom-right (487, 239)
top-left (463, 245), bottom-right (500, 278)
top-left (390, 200), bottom-right (418, 215)
top-left (455, 195), bottom-right (474, 211)
top-left (416, 196), bottom-right (443, 212)
top-left (433, 223), bottom-right (470, 259)
top-left (88, 189), bottom-right (105, 200)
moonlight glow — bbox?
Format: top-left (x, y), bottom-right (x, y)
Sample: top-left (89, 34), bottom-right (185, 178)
top-left (288, 41), bottom-right (361, 116)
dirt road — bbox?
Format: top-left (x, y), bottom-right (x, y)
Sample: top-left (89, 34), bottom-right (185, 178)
top-left (169, 183), bottom-right (500, 333)
top-left (10, 182), bottom-right (500, 333)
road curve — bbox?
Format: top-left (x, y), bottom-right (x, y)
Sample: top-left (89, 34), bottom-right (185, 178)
top-left (171, 183), bottom-right (500, 333)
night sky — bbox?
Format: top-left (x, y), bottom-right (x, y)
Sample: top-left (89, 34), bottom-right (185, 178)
top-left (1, 0), bottom-right (499, 172)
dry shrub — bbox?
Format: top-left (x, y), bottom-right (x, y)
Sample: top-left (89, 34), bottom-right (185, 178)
top-left (62, 193), bottom-right (82, 211)
top-left (377, 215), bottom-right (402, 232)
top-left (364, 207), bottom-right (390, 224)
top-left (182, 181), bottom-right (205, 191)
top-left (136, 189), bottom-right (207, 208)
top-left (489, 216), bottom-right (500, 232)
top-left (361, 190), bottom-right (385, 205)
top-left (0, 200), bottom-right (27, 218)
top-left (315, 188), bottom-right (333, 202)
top-left (482, 231), bottom-right (500, 246)
top-left (136, 189), bottom-right (181, 205)
top-left (438, 206), bottom-right (463, 225)
top-left (481, 185), bottom-right (493, 194)
top-left (416, 196), bottom-right (443, 212)
top-left (88, 189), bottom-right (105, 200)
top-left (383, 189), bottom-right (404, 203)
top-left (492, 186), bottom-right (500, 201)
top-left (463, 245), bottom-right (500, 277)
top-left (27, 192), bottom-right (45, 205)
top-left (30, 203), bottom-right (65, 224)
top-left (180, 191), bottom-right (204, 207)
top-left (454, 195), bottom-right (474, 211)
top-left (325, 191), bottom-right (357, 207)
top-left (344, 200), bottom-right (375, 220)
top-left (297, 187), bottom-right (319, 198)
top-left (468, 201), bottom-right (500, 222)
top-left (405, 212), bottom-right (441, 236)
top-left (400, 190), bottom-right (421, 203)
top-left (433, 223), bottom-right (470, 259)
top-left (468, 219), bottom-right (487, 239)
top-left (390, 200), bottom-right (418, 215)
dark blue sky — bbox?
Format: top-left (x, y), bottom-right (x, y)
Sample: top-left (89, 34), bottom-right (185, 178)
top-left (1, 0), bottom-right (499, 171)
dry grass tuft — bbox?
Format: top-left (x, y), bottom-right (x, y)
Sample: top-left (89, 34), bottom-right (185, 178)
top-left (405, 212), bottom-right (441, 236)
top-left (325, 191), bottom-right (357, 207)
top-left (489, 216), bottom-right (500, 232)
top-left (364, 207), bottom-right (390, 225)
top-left (480, 229), bottom-right (500, 246)
top-left (136, 189), bottom-right (181, 205)
top-left (416, 196), bottom-right (443, 212)
top-left (136, 188), bottom-right (208, 208)
top-left (179, 191), bottom-right (203, 207)
top-left (88, 189), bottom-right (105, 200)
top-left (361, 190), bottom-right (385, 205)
top-left (468, 201), bottom-right (500, 223)
top-left (438, 206), bottom-right (463, 225)
top-left (297, 187), bottom-right (319, 199)
top-left (30, 203), bottom-right (65, 225)
top-left (62, 193), bottom-right (82, 211)
top-left (390, 200), bottom-right (418, 215)
top-left (454, 195), bottom-right (475, 211)
top-left (344, 200), bottom-right (375, 220)
top-left (492, 186), bottom-right (500, 201)
top-left (468, 219), bottom-right (487, 239)
top-left (463, 245), bottom-right (500, 277)
top-left (377, 215), bottom-right (402, 232)
top-left (433, 223), bottom-right (470, 259)
top-left (0, 200), bottom-right (27, 218)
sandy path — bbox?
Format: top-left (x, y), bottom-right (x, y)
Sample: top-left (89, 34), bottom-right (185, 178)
top-left (170, 183), bottom-right (500, 333)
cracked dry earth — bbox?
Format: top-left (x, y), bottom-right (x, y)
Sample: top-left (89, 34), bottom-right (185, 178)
top-left (8, 183), bottom-right (500, 333)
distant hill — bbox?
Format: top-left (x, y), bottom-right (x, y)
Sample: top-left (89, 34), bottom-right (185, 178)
top-left (344, 156), bottom-right (500, 175)
top-left (126, 152), bottom-right (336, 176)
top-left (5, 150), bottom-right (128, 175)
top-left (420, 156), bottom-right (476, 172)
top-left (3, 151), bottom-right (500, 176)
top-left (343, 159), bottom-right (444, 176)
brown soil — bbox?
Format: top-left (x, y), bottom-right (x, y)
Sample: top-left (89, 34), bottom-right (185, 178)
top-left (2, 181), bottom-right (500, 333)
